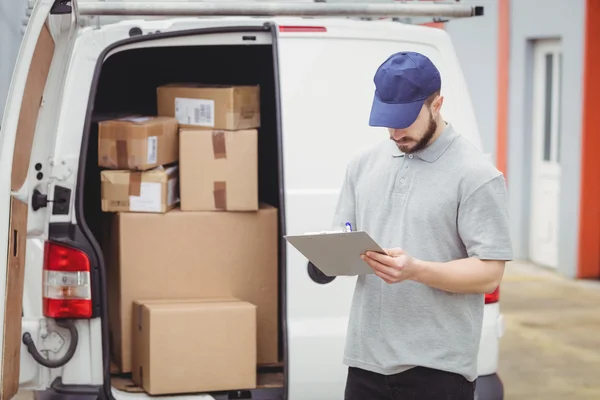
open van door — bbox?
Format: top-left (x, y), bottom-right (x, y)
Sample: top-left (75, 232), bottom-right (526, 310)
top-left (0, 0), bottom-right (78, 397)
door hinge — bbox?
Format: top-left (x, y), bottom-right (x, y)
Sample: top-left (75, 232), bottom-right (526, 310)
top-left (49, 159), bottom-right (74, 181)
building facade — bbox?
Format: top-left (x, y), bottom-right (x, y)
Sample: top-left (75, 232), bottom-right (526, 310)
top-left (447, 0), bottom-right (598, 280)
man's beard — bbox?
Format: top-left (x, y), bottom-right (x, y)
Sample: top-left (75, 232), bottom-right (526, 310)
top-left (396, 114), bottom-right (437, 154)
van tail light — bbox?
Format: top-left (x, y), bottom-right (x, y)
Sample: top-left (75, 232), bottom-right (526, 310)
top-left (485, 287), bottom-right (500, 304)
top-left (43, 242), bottom-right (92, 319)
top-left (278, 26), bottom-right (327, 33)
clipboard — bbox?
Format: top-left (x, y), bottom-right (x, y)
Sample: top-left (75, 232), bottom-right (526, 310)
top-left (284, 231), bottom-right (387, 276)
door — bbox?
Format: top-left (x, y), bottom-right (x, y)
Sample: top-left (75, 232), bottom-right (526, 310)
top-left (0, 0), bottom-right (77, 397)
top-left (277, 21), bottom-right (475, 399)
top-left (529, 39), bottom-right (562, 269)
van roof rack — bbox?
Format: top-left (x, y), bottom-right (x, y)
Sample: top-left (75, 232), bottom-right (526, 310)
top-left (50, 0), bottom-right (484, 19)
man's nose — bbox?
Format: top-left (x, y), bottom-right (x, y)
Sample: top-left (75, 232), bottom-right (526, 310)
top-left (390, 129), bottom-right (406, 140)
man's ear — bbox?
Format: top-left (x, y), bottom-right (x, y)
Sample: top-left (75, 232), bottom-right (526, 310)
top-left (432, 95), bottom-right (444, 114)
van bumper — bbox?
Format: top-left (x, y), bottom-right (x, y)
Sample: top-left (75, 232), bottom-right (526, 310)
top-left (33, 378), bottom-right (100, 400)
top-left (475, 373), bottom-right (504, 400)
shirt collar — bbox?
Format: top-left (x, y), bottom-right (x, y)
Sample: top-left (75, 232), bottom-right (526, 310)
top-left (389, 122), bottom-right (458, 163)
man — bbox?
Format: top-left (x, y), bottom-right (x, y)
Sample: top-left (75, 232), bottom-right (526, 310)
top-left (333, 51), bottom-right (513, 399)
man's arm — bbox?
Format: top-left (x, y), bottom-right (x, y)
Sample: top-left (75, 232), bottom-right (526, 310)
top-left (363, 173), bottom-right (513, 293)
top-left (362, 250), bottom-right (505, 294)
top-left (412, 257), bottom-right (504, 294)
top-left (432, 173), bottom-right (513, 293)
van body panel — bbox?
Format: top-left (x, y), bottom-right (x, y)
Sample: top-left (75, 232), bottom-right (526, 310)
top-left (277, 20), bottom-right (486, 399)
top-left (478, 303), bottom-right (502, 375)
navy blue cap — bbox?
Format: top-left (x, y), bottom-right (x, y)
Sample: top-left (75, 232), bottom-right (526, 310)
top-left (369, 52), bottom-right (441, 129)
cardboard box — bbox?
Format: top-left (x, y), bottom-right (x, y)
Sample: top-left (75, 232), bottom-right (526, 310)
top-left (131, 299), bottom-right (257, 395)
top-left (101, 165), bottom-right (179, 213)
top-left (98, 116), bottom-right (179, 170)
top-left (106, 204), bottom-right (278, 372)
top-left (157, 84), bottom-right (260, 130)
top-left (87, 113), bottom-right (140, 240)
top-left (180, 129), bottom-right (258, 211)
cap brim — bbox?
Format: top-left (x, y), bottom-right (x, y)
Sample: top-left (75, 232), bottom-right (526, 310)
top-left (368, 95), bottom-right (425, 129)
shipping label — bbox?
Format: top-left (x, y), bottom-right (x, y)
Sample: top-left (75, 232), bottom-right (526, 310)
top-left (174, 97), bottom-right (215, 127)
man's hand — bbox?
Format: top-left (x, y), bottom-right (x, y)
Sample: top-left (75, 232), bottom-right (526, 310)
top-left (361, 248), bottom-right (416, 284)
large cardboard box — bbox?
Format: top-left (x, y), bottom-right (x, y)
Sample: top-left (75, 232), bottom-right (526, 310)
top-left (180, 129), bottom-right (258, 211)
top-left (157, 84), bottom-right (260, 130)
top-left (131, 299), bottom-right (257, 395)
top-left (106, 204), bottom-right (278, 372)
top-left (98, 116), bottom-right (179, 170)
top-left (101, 166), bottom-right (179, 213)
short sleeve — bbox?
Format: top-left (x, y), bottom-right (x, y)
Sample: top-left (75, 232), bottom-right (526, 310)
top-left (331, 161), bottom-right (357, 231)
top-left (457, 174), bottom-right (514, 261)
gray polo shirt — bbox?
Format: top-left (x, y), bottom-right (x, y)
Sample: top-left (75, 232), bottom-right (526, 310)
top-left (332, 123), bottom-right (513, 382)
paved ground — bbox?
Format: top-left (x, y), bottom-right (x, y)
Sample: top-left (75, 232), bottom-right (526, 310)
top-left (14, 261), bottom-right (600, 400)
top-left (499, 261), bottom-right (600, 400)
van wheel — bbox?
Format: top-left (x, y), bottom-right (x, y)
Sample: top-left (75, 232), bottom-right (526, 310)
top-left (307, 262), bottom-right (336, 284)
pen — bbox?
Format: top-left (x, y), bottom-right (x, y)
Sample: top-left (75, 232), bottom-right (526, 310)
top-left (345, 222), bottom-right (353, 232)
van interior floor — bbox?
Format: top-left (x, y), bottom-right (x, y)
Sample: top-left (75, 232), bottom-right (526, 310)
top-left (82, 40), bottom-right (285, 394)
top-left (109, 361), bottom-right (285, 394)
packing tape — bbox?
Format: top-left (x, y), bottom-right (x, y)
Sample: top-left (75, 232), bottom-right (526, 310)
top-left (129, 171), bottom-right (142, 197)
top-left (213, 181), bottom-right (227, 210)
top-left (116, 140), bottom-right (128, 168)
top-left (212, 131), bottom-right (227, 159)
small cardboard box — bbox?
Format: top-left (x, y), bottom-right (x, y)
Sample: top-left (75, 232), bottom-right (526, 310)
top-left (101, 165), bottom-right (179, 213)
top-left (98, 116), bottom-right (178, 170)
top-left (105, 204), bottom-right (278, 372)
top-left (131, 299), bottom-right (257, 395)
top-left (180, 129), bottom-right (258, 211)
top-left (157, 84), bottom-right (260, 130)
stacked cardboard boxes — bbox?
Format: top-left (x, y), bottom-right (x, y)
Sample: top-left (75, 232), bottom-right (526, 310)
top-left (157, 84), bottom-right (260, 211)
top-left (98, 116), bottom-right (180, 213)
top-left (102, 84), bottom-right (277, 396)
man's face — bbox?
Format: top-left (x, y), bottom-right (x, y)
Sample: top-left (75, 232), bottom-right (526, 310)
top-left (388, 101), bottom-right (439, 154)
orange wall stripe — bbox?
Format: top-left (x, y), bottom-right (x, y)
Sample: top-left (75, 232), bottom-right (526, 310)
top-left (577, 0), bottom-right (600, 279)
top-left (496, 0), bottom-right (509, 178)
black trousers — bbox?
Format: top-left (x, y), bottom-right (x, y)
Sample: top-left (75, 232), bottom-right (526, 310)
top-left (344, 366), bottom-right (475, 400)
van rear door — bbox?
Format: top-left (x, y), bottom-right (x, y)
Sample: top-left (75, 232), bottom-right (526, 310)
top-left (0, 0), bottom-right (78, 397)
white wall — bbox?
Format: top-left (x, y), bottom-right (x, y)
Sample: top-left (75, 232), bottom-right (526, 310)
top-left (0, 0), bottom-right (29, 125)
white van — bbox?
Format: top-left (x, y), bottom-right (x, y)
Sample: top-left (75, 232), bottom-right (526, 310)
top-left (0, 1), bottom-right (504, 399)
